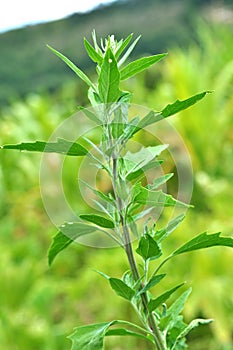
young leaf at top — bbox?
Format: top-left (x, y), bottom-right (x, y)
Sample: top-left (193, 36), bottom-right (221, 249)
top-left (120, 53), bottom-right (167, 80)
top-left (98, 47), bottom-right (121, 103)
top-left (171, 231), bottom-right (233, 257)
top-left (118, 35), bottom-right (141, 67)
top-left (148, 283), bottom-right (185, 312)
top-left (115, 33), bottom-right (133, 59)
top-left (48, 222), bottom-right (98, 265)
top-left (1, 138), bottom-right (88, 156)
top-left (136, 233), bottom-right (162, 261)
top-left (47, 45), bottom-right (95, 89)
top-left (80, 214), bottom-right (115, 228)
top-left (84, 38), bottom-right (103, 65)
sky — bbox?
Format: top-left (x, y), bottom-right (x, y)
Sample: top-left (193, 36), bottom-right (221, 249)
top-left (0, 0), bottom-right (117, 33)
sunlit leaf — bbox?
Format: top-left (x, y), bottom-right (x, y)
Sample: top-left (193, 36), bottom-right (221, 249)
top-left (171, 232), bottom-right (233, 257)
top-left (136, 234), bottom-right (162, 261)
top-left (115, 33), bottom-right (133, 59)
top-left (120, 53), bottom-right (167, 80)
top-left (68, 321), bottom-right (115, 350)
top-left (161, 91), bottom-right (210, 118)
top-left (47, 45), bottom-right (94, 88)
top-left (1, 138), bottom-right (88, 156)
top-left (155, 214), bottom-right (185, 242)
top-left (84, 38), bottom-right (103, 65)
top-left (80, 214), bottom-right (115, 228)
top-left (98, 47), bottom-right (121, 103)
top-left (147, 173), bottom-right (174, 190)
top-left (48, 222), bottom-right (98, 265)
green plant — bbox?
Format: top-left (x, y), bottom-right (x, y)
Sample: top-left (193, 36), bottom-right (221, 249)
top-left (1, 32), bottom-right (232, 350)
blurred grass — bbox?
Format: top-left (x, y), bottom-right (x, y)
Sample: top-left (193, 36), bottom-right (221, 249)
top-left (0, 22), bottom-right (233, 349)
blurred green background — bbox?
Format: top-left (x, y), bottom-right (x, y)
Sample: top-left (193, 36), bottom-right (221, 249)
top-left (0, 0), bottom-right (233, 349)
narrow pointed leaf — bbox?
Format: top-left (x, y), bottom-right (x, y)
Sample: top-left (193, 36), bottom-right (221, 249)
top-left (120, 53), bottom-right (167, 80)
top-left (136, 234), bottom-right (162, 261)
top-left (139, 274), bottom-right (166, 294)
top-left (155, 214), bottom-right (185, 243)
top-left (109, 278), bottom-right (135, 300)
top-left (98, 47), bottom-right (121, 103)
top-left (1, 138), bottom-right (88, 156)
top-left (84, 38), bottom-right (103, 65)
top-left (47, 45), bottom-right (94, 88)
top-left (161, 91), bottom-right (210, 118)
top-left (48, 222), bottom-right (98, 265)
top-left (126, 160), bottom-right (163, 181)
top-left (147, 173), bottom-right (174, 190)
top-left (160, 288), bottom-right (192, 330)
top-left (78, 106), bottom-right (101, 124)
top-left (148, 283), bottom-right (184, 312)
top-left (172, 232), bottom-right (233, 257)
top-left (115, 33), bottom-right (133, 58)
top-left (80, 214), bottom-right (115, 228)
top-left (118, 35), bottom-right (141, 67)
top-left (136, 91), bottom-right (210, 131)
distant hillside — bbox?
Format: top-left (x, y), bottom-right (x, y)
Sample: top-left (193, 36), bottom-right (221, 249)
top-left (0, 0), bottom-right (231, 105)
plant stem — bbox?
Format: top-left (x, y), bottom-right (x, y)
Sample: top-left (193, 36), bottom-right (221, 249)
top-left (111, 155), bottom-right (166, 350)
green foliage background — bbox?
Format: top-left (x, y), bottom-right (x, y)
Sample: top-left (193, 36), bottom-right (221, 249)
top-left (0, 1), bottom-right (233, 349)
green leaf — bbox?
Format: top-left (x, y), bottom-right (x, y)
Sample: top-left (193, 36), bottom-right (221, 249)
top-left (84, 38), bottom-right (103, 65)
top-left (172, 232), bottom-right (233, 257)
top-left (98, 47), bottom-right (121, 103)
top-left (147, 174), bottom-right (174, 190)
top-left (80, 214), bottom-right (115, 228)
top-left (78, 106), bottom-right (101, 124)
top-left (136, 91), bottom-right (210, 131)
top-left (48, 222), bottom-right (98, 265)
top-left (134, 186), bottom-right (190, 208)
top-left (160, 288), bottom-right (192, 330)
top-left (1, 138), bottom-right (88, 156)
top-left (68, 321), bottom-right (115, 350)
top-left (126, 160), bottom-right (163, 181)
top-left (120, 53), bottom-right (167, 80)
top-left (109, 278), bottom-right (135, 300)
top-left (118, 35), bottom-right (141, 67)
top-left (155, 214), bottom-right (185, 243)
top-left (136, 234), bottom-right (162, 261)
top-left (148, 283), bottom-right (184, 312)
top-left (124, 145), bottom-right (168, 175)
top-left (139, 274), bottom-right (166, 294)
top-left (173, 318), bottom-right (213, 348)
top-left (137, 111), bottom-right (163, 130)
top-left (115, 33), bottom-right (133, 59)
top-left (47, 45), bottom-right (94, 88)
top-left (161, 91), bottom-right (210, 118)
top-left (106, 328), bottom-right (152, 342)
top-left (68, 319), bottom-right (154, 349)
